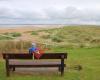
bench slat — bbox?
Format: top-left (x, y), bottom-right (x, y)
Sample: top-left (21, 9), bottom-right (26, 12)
top-left (9, 60), bottom-right (60, 65)
top-left (2, 53), bottom-right (67, 59)
top-left (9, 60), bottom-right (66, 67)
top-left (9, 65), bottom-right (63, 67)
top-left (3, 53), bottom-right (33, 59)
top-left (37, 53), bottom-right (67, 59)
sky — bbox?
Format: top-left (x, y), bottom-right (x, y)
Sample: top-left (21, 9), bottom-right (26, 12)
top-left (0, 0), bottom-right (100, 25)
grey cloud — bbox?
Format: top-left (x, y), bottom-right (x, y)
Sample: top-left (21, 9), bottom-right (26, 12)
top-left (0, 7), bottom-right (11, 18)
top-left (18, 10), bottom-right (46, 20)
top-left (0, 7), bottom-right (45, 20)
top-left (46, 7), bottom-right (100, 21)
top-left (0, 7), bottom-right (48, 24)
top-left (0, 5), bottom-right (100, 24)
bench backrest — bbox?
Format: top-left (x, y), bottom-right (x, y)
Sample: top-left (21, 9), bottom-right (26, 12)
top-left (2, 53), bottom-right (67, 59)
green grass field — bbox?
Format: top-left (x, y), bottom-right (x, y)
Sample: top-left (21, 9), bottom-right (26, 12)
top-left (0, 48), bottom-right (100, 80)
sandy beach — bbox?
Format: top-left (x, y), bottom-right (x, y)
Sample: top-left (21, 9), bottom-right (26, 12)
top-left (0, 25), bottom-right (64, 41)
top-left (0, 25), bottom-right (64, 33)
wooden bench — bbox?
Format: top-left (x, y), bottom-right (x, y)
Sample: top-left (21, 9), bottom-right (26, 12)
top-left (2, 53), bottom-right (67, 77)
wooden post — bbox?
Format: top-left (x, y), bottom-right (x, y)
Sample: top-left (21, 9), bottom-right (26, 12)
top-left (58, 66), bottom-right (61, 72)
top-left (12, 67), bottom-right (15, 71)
top-left (61, 55), bottom-right (64, 76)
top-left (5, 55), bottom-right (10, 77)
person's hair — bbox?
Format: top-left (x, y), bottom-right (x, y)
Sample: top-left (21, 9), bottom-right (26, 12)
top-left (32, 43), bottom-right (36, 47)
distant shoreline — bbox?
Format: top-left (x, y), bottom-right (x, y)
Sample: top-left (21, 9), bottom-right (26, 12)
top-left (0, 24), bottom-right (65, 29)
top-left (0, 24), bottom-right (64, 33)
top-left (0, 24), bottom-right (100, 29)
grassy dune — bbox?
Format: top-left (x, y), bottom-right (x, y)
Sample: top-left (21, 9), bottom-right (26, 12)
top-left (35, 26), bottom-right (100, 48)
top-left (0, 25), bottom-right (100, 52)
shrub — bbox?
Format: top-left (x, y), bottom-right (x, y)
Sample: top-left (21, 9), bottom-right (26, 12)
top-left (79, 44), bottom-right (85, 48)
top-left (91, 38), bottom-right (100, 43)
top-left (11, 32), bottom-right (21, 37)
top-left (31, 31), bottom-right (38, 35)
top-left (51, 36), bottom-right (63, 42)
top-left (41, 35), bottom-right (50, 39)
top-left (3, 32), bottom-right (21, 37)
top-left (3, 32), bottom-right (9, 35)
top-left (0, 35), bottom-right (13, 40)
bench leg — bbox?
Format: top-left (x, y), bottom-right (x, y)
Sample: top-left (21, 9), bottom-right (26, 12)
top-left (6, 66), bottom-right (10, 77)
top-left (61, 66), bottom-right (64, 76)
top-left (61, 55), bottom-right (65, 76)
top-left (12, 67), bottom-right (15, 71)
top-left (58, 66), bottom-right (61, 72)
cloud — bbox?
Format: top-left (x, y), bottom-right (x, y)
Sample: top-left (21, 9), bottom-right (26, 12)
top-left (0, 0), bottom-right (100, 25)
top-left (44, 6), bottom-right (100, 24)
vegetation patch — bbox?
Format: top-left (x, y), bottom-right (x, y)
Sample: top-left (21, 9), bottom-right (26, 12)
top-left (51, 35), bottom-right (63, 42)
top-left (0, 35), bottom-right (13, 40)
top-left (3, 32), bottom-right (21, 37)
top-left (41, 35), bottom-right (50, 39)
top-left (31, 31), bottom-right (38, 35)
top-left (0, 41), bottom-right (31, 53)
top-left (38, 26), bottom-right (100, 48)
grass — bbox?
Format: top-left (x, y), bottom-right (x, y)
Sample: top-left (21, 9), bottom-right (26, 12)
top-left (31, 31), bottom-right (38, 35)
top-left (0, 32), bottom-right (21, 40)
top-left (0, 48), bottom-right (100, 80)
top-left (0, 41), bottom-right (31, 53)
top-left (37, 26), bottom-right (100, 48)
top-left (0, 35), bottom-right (13, 40)
top-left (3, 32), bottom-right (21, 37)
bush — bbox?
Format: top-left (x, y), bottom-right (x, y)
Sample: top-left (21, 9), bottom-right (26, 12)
top-left (31, 31), bottom-right (38, 35)
top-left (41, 35), bottom-right (50, 39)
top-left (91, 38), bottom-right (100, 43)
top-left (51, 36), bottom-right (63, 42)
top-left (11, 32), bottom-right (21, 37)
top-left (3, 32), bottom-right (21, 37)
top-left (0, 35), bottom-right (13, 40)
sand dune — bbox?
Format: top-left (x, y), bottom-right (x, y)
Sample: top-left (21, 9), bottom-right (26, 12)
top-left (0, 25), bottom-right (63, 41)
top-left (0, 25), bottom-right (63, 33)
top-left (0, 27), bottom-right (40, 33)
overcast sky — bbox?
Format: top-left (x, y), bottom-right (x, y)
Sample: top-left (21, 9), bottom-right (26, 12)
top-left (0, 0), bottom-right (100, 25)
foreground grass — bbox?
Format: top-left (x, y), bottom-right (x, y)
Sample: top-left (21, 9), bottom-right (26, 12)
top-left (0, 48), bottom-right (100, 80)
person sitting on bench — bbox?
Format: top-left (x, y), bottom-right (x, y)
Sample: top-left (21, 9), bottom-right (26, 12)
top-left (29, 43), bottom-right (40, 55)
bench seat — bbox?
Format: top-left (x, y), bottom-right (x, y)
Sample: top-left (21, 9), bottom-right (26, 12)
top-left (9, 60), bottom-right (63, 67)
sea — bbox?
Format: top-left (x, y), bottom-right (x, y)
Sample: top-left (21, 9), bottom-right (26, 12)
top-left (0, 24), bottom-right (67, 28)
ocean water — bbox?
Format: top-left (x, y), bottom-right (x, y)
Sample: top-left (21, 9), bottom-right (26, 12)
top-left (0, 24), bottom-right (33, 28)
top-left (0, 24), bottom-right (66, 28)
top-left (0, 24), bottom-right (98, 28)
